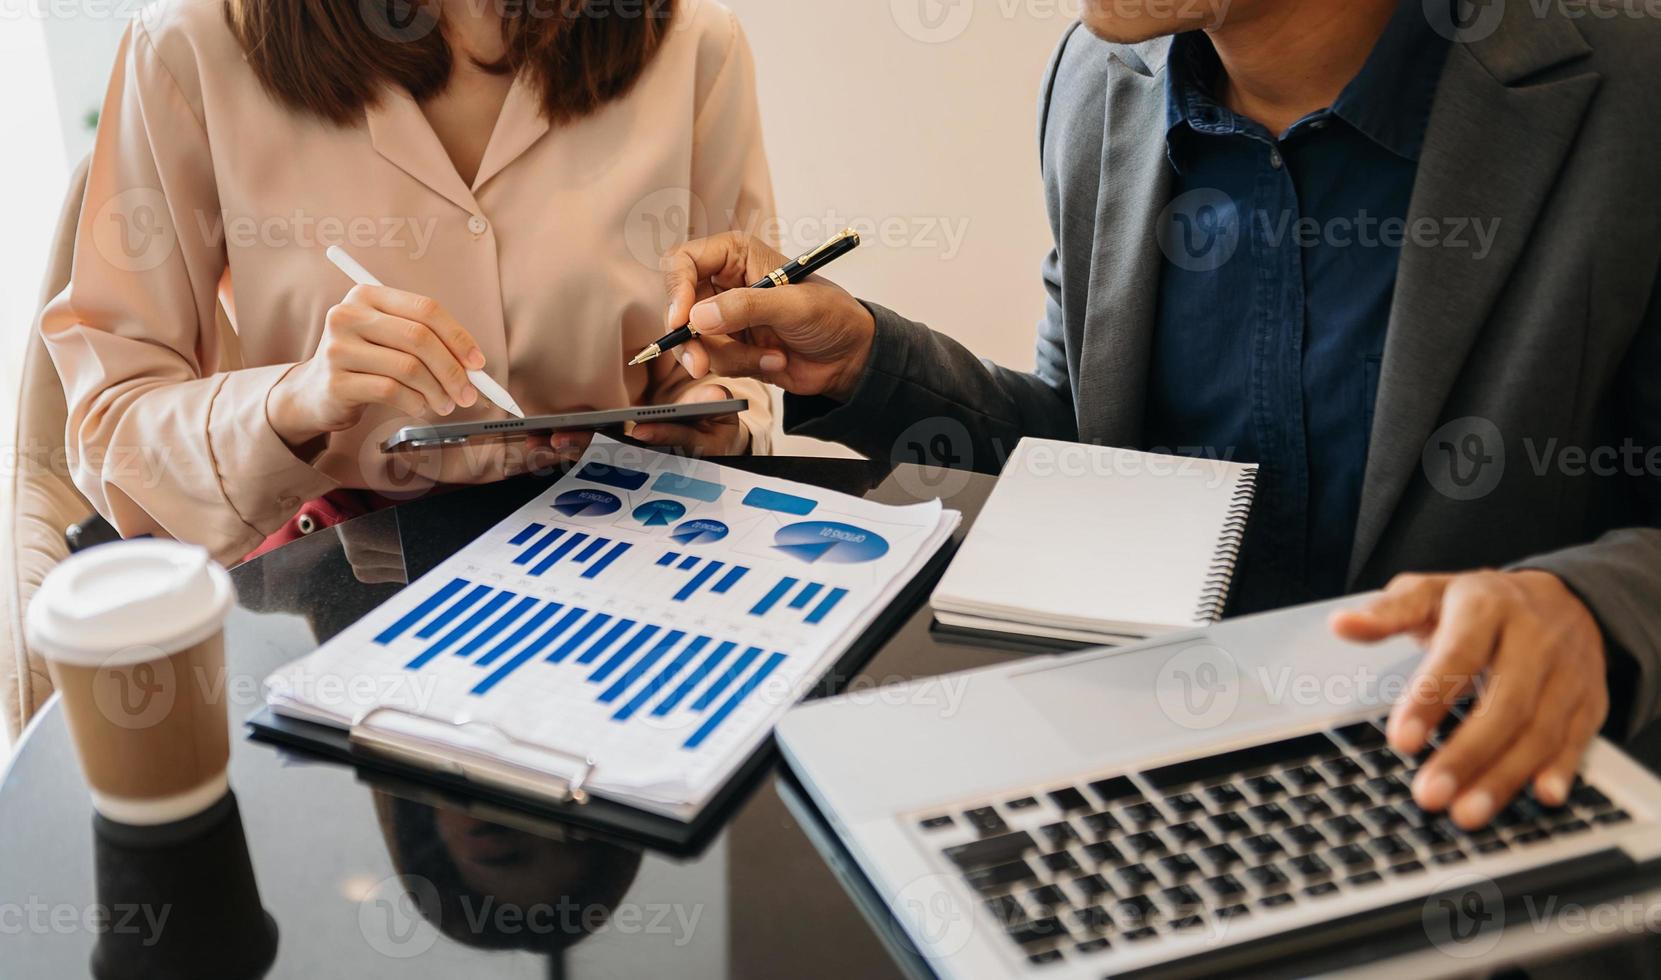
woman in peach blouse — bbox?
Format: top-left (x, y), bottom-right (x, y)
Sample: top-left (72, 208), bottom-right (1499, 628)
top-left (41, 0), bottom-right (776, 565)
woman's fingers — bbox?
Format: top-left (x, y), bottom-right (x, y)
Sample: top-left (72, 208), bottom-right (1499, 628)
top-left (335, 371), bottom-right (429, 420)
top-left (349, 284), bottom-right (486, 369)
top-left (332, 340), bottom-right (458, 417)
top-left (358, 313), bottom-right (478, 407)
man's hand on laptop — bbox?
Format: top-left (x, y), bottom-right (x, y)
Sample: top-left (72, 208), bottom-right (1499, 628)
top-left (1330, 571), bottom-right (1607, 830)
top-left (661, 232), bottom-right (877, 402)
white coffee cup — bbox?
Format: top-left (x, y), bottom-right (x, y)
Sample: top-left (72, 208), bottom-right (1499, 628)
top-left (27, 540), bottom-right (237, 825)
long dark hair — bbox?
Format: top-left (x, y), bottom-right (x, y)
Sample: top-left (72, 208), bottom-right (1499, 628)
top-left (225, 0), bottom-right (675, 125)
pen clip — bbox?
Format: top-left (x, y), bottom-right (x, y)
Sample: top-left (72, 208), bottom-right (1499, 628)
top-left (795, 228), bottom-right (860, 267)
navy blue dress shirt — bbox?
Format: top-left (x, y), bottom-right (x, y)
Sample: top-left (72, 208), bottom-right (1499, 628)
top-left (1144, 3), bottom-right (1451, 614)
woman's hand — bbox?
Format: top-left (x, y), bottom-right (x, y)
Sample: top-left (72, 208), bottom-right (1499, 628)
top-left (269, 285), bottom-right (486, 450)
top-left (631, 382), bottom-right (753, 456)
top-left (660, 232), bottom-right (877, 401)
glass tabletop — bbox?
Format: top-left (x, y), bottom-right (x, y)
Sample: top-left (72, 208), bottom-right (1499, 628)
top-left (0, 457), bottom-right (1022, 980)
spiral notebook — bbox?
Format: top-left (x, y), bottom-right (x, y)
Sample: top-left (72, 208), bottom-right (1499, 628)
top-left (930, 438), bottom-right (1257, 645)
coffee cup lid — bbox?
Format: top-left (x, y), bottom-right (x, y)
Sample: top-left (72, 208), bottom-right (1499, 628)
top-left (27, 540), bottom-right (236, 666)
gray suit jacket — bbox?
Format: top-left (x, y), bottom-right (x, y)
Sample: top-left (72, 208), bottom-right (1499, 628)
top-left (788, 5), bottom-right (1661, 733)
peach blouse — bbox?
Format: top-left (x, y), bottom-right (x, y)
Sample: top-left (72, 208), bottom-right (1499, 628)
top-left (41, 0), bottom-right (776, 565)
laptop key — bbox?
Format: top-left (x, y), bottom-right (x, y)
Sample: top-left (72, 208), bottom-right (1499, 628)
top-left (1200, 843), bottom-right (1244, 871)
top-left (1125, 831), bottom-right (1167, 857)
top-left (1348, 870), bottom-right (1384, 887)
top-left (1290, 794), bottom-right (1332, 819)
top-left (1114, 894), bottom-right (1159, 926)
top-left (1073, 904), bottom-right (1113, 933)
top-left (1008, 916), bottom-right (1069, 946)
top-left (1289, 853), bottom-right (1331, 881)
top-left (1333, 721), bottom-right (1388, 750)
top-left (1082, 841), bottom-right (1124, 867)
top-left (1369, 833), bottom-right (1413, 861)
top-left (1328, 785), bottom-right (1372, 809)
top-left (1390, 859), bottom-right (1426, 877)
top-left (1411, 823), bottom-right (1455, 849)
top-left (944, 831), bottom-right (1037, 870)
top-left (1027, 949), bottom-right (1064, 966)
top-left (1366, 775), bottom-right (1411, 801)
top-left (1249, 802), bottom-right (1292, 828)
top-left (1161, 885), bottom-right (1202, 912)
top-left (1327, 844), bottom-right (1374, 872)
top-left (1029, 884), bottom-right (1069, 910)
top-left (1258, 892), bottom-right (1296, 909)
top-left (1140, 732), bottom-right (1338, 790)
top-left (1207, 783), bottom-right (1247, 809)
top-left (919, 815), bottom-right (954, 831)
top-left (1245, 775), bottom-right (1286, 800)
top-left (1246, 864), bottom-right (1289, 891)
top-left (1476, 838), bottom-right (1510, 854)
top-left (1206, 873), bottom-right (1247, 900)
top-left (1285, 824), bottom-right (1327, 851)
top-left (1594, 809), bottom-right (1632, 826)
top-left (1165, 792), bottom-right (1207, 817)
top-left (1209, 812), bottom-right (1250, 837)
top-left (1169, 914), bottom-right (1206, 931)
top-left (967, 859), bottom-right (1038, 893)
top-left (1115, 863), bottom-right (1159, 893)
top-left (1283, 765), bottom-right (1326, 790)
top-left (1075, 937), bottom-right (1112, 955)
top-left (1074, 873), bottom-right (1113, 899)
top-left (1323, 815), bottom-right (1366, 841)
top-left (1570, 783), bottom-right (1612, 811)
top-left (1050, 787), bottom-right (1091, 813)
top-left (1090, 775), bottom-right (1143, 806)
top-left (1167, 821), bottom-right (1211, 848)
top-left (1322, 757), bottom-right (1367, 782)
top-left (1081, 811), bottom-right (1122, 840)
top-left (1042, 851), bottom-right (1082, 875)
top-left (1359, 749), bottom-right (1404, 774)
top-left (985, 894), bottom-right (1026, 925)
top-left (1241, 834), bottom-right (1284, 859)
top-left (1304, 881), bottom-right (1340, 898)
top-left (1217, 903), bottom-right (1252, 919)
top-left (1040, 821), bottom-right (1080, 848)
top-left (1433, 849), bottom-right (1469, 866)
top-left (1007, 796), bottom-right (1041, 811)
top-left (1160, 854), bottom-right (1201, 881)
top-left (1123, 802), bottom-right (1164, 828)
top-left (964, 806), bottom-right (1008, 836)
top-left (1556, 818), bottom-right (1591, 835)
top-left (1122, 925), bottom-right (1160, 942)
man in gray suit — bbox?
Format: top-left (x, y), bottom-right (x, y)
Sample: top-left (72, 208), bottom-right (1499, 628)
top-left (643, 0), bottom-right (1661, 829)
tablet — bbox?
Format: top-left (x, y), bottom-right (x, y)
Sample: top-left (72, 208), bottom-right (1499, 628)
top-left (379, 399), bottom-right (749, 453)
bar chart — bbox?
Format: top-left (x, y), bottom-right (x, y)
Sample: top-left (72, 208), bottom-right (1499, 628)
top-left (749, 575), bottom-right (849, 624)
top-left (509, 525), bottom-right (632, 579)
top-left (656, 552), bottom-right (751, 602)
top-left (374, 576), bottom-right (790, 750)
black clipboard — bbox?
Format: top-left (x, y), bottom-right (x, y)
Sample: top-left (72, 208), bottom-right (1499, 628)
top-left (245, 532), bottom-right (957, 854)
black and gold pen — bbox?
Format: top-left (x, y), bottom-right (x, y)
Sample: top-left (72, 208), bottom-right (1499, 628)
top-left (629, 228), bottom-right (863, 366)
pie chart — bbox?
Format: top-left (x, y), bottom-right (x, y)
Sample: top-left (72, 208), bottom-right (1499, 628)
top-left (553, 489), bottom-right (621, 518)
top-left (633, 499), bottom-right (687, 527)
top-left (671, 519), bottom-right (729, 545)
top-left (773, 521), bottom-right (889, 564)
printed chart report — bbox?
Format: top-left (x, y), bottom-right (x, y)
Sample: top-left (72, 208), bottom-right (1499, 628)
top-left (265, 437), bottom-right (959, 817)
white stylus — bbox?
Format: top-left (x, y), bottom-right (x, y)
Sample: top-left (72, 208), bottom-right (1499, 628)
top-left (324, 245), bottom-right (526, 419)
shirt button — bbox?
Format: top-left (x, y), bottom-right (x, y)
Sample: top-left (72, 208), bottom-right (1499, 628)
top-left (1269, 149), bottom-right (1284, 169)
top-left (468, 215), bottom-right (489, 236)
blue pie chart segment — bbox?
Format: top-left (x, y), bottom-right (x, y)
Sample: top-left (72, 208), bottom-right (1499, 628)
top-left (553, 489), bottom-right (622, 518)
top-left (774, 521), bottom-right (889, 564)
top-left (633, 499), bottom-right (687, 527)
top-left (671, 519), bottom-right (730, 546)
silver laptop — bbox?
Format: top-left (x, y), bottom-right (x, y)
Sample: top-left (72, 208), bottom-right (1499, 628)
top-left (777, 595), bottom-right (1661, 978)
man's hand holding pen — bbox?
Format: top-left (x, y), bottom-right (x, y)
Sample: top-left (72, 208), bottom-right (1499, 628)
top-left (657, 232), bottom-right (877, 401)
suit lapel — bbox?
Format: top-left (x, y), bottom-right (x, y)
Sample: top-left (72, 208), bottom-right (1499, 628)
top-left (365, 85), bottom-right (480, 215)
top-left (1077, 43), bottom-right (1173, 448)
top-left (1348, 12), bottom-right (1599, 581)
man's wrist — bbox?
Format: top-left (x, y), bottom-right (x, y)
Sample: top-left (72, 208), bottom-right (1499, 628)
top-left (826, 303), bottom-right (879, 402)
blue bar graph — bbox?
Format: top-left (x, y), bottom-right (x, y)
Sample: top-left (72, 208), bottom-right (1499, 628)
top-left (374, 577), bottom-right (468, 645)
top-left (599, 629), bottom-right (686, 703)
top-left (530, 532), bottom-right (589, 576)
top-left (453, 595), bottom-right (538, 660)
top-left (590, 625), bottom-right (662, 683)
top-left (673, 561), bottom-right (724, 601)
top-left (677, 555), bottom-right (699, 570)
top-left (806, 588), bottom-right (849, 624)
top-left (712, 566), bottom-right (748, 593)
top-left (584, 541), bottom-right (631, 579)
top-left (414, 583), bottom-right (492, 640)
top-left (694, 646), bottom-right (763, 711)
top-left (788, 582), bottom-right (824, 609)
top-left (549, 611), bottom-right (611, 664)
top-left (657, 551), bottom-right (680, 567)
top-left (616, 636), bottom-right (711, 721)
top-left (406, 589), bottom-right (517, 669)
top-left (471, 606), bottom-right (587, 694)
top-left (685, 652), bottom-right (788, 749)
top-left (474, 601), bottom-right (563, 667)
top-left (508, 524), bottom-right (545, 546)
top-left (750, 578), bottom-right (797, 616)
top-left (574, 617), bottom-right (633, 665)
top-left (513, 527), bottom-right (566, 566)
top-left (653, 641), bottom-right (737, 716)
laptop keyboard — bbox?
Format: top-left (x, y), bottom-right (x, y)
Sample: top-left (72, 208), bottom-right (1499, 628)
top-left (914, 708), bottom-right (1633, 968)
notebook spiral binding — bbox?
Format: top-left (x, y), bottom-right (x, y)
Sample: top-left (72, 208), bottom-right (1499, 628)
top-left (1193, 465), bottom-right (1260, 624)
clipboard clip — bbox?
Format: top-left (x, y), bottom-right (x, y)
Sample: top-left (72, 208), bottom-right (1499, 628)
top-left (350, 707), bottom-right (597, 806)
